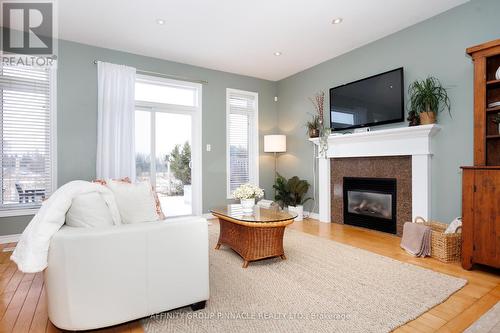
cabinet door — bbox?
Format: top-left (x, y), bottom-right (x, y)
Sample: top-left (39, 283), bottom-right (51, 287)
top-left (473, 170), bottom-right (500, 267)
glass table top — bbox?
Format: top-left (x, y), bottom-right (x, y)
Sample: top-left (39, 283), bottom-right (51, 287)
top-left (211, 205), bottom-right (298, 223)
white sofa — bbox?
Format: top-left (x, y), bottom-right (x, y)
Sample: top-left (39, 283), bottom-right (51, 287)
top-left (44, 216), bottom-right (209, 331)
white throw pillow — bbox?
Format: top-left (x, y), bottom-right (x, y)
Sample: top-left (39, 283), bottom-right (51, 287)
top-left (105, 180), bottom-right (159, 224)
top-left (66, 192), bottom-right (115, 228)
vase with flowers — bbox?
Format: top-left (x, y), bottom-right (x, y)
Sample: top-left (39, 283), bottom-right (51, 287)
top-left (233, 183), bottom-right (265, 214)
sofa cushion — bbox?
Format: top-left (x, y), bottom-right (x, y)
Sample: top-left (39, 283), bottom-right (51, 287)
top-left (94, 178), bottom-right (166, 220)
top-left (66, 192), bottom-right (115, 228)
top-left (106, 180), bottom-right (159, 224)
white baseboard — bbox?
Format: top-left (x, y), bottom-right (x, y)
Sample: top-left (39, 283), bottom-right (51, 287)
top-left (0, 234), bottom-right (21, 244)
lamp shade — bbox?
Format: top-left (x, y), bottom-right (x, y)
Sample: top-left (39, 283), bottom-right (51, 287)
top-left (264, 135), bottom-right (286, 153)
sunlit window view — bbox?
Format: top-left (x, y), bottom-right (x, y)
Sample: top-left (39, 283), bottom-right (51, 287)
top-left (135, 77), bottom-right (197, 217)
top-left (0, 65), bottom-right (55, 209)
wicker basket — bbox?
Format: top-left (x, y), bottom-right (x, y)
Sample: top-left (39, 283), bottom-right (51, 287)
top-left (414, 216), bottom-right (461, 263)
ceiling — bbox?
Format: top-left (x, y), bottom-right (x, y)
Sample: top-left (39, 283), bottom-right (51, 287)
top-left (57, 0), bottom-right (469, 81)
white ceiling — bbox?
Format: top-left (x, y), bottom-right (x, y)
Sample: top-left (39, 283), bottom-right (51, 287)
top-left (57, 0), bottom-right (469, 81)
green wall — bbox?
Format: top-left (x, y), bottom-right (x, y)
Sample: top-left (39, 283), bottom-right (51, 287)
top-left (2, 0), bottom-right (498, 235)
top-left (0, 39), bottom-right (278, 235)
top-left (276, 0), bottom-right (500, 223)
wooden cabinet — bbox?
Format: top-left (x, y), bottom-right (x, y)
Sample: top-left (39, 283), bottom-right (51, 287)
top-left (461, 167), bottom-right (500, 269)
top-left (462, 39), bottom-right (500, 270)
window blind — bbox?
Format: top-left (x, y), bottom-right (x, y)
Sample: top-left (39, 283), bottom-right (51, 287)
top-left (227, 91), bottom-right (256, 196)
top-left (0, 64), bottom-right (54, 210)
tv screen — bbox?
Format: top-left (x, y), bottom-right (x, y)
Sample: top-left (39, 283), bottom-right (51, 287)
top-left (330, 68), bottom-right (404, 131)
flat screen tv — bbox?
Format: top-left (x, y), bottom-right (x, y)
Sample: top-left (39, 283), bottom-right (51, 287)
top-left (330, 67), bottom-right (404, 131)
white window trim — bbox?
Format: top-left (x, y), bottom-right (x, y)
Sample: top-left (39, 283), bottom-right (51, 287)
top-left (0, 64), bottom-right (58, 218)
top-left (226, 88), bottom-right (259, 199)
top-left (135, 75), bottom-right (203, 216)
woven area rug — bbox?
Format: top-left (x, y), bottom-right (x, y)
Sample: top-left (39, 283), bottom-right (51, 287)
top-left (143, 225), bottom-right (466, 333)
top-left (464, 301), bottom-right (500, 333)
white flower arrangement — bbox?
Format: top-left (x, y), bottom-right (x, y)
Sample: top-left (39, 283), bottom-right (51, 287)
top-left (232, 183), bottom-right (264, 200)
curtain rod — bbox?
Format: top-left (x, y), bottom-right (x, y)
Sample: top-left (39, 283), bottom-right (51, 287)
top-left (92, 60), bottom-right (208, 85)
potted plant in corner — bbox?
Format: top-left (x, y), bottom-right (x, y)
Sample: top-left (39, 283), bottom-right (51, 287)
top-left (233, 183), bottom-right (264, 214)
top-left (408, 77), bottom-right (451, 125)
top-left (273, 174), bottom-right (291, 209)
top-left (273, 174), bottom-right (312, 221)
top-left (287, 176), bottom-right (312, 221)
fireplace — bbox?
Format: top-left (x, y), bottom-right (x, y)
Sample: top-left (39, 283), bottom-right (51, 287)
top-left (343, 177), bottom-right (397, 234)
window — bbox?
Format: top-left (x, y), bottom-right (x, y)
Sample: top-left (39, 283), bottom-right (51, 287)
top-left (0, 64), bottom-right (56, 214)
top-left (135, 75), bottom-right (202, 217)
top-left (226, 89), bottom-right (259, 198)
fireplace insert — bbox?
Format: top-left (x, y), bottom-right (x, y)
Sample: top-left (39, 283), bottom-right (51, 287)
top-left (343, 177), bottom-right (397, 234)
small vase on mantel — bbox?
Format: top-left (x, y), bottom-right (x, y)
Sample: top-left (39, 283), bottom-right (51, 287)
top-left (241, 198), bottom-right (255, 214)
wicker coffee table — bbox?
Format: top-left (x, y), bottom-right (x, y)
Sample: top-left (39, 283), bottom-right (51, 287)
top-left (211, 205), bottom-right (296, 268)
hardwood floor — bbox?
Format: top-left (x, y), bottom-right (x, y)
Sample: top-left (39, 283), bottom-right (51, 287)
top-left (1, 218), bottom-right (499, 332)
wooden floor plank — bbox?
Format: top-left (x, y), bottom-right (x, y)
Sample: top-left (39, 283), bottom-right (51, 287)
top-left (0, 279), bottom-right (33, 332)
top-left (436, 293), bottom-right (500, 332)
top-left (29, 284), bottom-right (49, 333)
top-left (12, 273), bottom-right (44, 333)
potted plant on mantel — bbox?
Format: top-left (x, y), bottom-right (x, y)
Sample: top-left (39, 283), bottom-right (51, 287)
top-left (305, 114), bottom-right (321, 138)
top-left (408, 77), bottom-right (451, 125)
top-left (308, 91), bottom-right (332, 157)
top-left (273, 174), bottom-right (312, 221)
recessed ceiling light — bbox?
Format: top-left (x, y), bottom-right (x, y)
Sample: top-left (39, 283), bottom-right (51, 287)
top-left (274, 51), bottom-right (282, 56)
top-left (156, 19), bottom-right (165, 25)
top-left (332, 17), bottom-right (343, 25)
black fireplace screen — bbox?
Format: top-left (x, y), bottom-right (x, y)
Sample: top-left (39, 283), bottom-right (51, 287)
top-left (347, 191), bottom-right (392, 220)
top-left (343, 177), bottom-right (397, 234)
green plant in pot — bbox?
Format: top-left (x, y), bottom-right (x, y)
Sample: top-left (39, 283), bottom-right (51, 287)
top-left (305, 114), bottom-right (321, 138)
top-left (408, 77), bottom-right (451, 125)
top-left (273, 174), bottom-right (312, 221)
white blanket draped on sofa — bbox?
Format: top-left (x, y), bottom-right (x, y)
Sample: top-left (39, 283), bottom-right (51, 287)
top-left (11, 181), bottom-right (121, 273)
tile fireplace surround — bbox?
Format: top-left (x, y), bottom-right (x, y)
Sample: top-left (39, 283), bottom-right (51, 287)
top-left (310, 124), bottom-right (441, 232)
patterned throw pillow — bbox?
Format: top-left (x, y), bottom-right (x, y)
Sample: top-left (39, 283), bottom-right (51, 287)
top-left (93, 178), bottom-right (166, 220)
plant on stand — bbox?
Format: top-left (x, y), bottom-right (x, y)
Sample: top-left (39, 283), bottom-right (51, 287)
top-left (273, 174), bottom-right (312, 221)
top-left (408, 77), bottom-right (451, 125)
top-left (233, 183), bottom-right (264, 214)
top-left (493, 113), bottom-right (500, 135)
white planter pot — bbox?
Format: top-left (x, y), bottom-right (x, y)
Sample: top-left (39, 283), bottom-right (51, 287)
top-left (288, 205), bottom-right (304, 221)
top-left (240, 198), bottom-right (255, 214)
top-left (183, 185), bottom-right (192, 204)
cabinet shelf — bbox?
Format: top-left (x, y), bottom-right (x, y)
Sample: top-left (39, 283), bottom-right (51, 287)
top-left (486, 79), bottom-right (500, 86)
top-left (486, 105), bottom-right (500, 113)
top-left (486, 134), bottom-right (500, 139)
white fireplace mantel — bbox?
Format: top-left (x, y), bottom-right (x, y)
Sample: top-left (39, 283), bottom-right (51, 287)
top-left (309, 124), bottom-right (441, 223)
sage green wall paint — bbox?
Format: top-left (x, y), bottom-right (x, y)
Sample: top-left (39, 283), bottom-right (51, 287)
top-left (276, 0), bottom-right (500, 223)
top-left (0, 39), bottom-right (278, 235)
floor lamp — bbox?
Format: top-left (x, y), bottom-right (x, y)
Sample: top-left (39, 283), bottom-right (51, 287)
top-left (264, 135), bottom-right (287, 197)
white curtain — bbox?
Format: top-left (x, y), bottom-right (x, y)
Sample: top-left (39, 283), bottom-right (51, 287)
top-left (96, 61), bottom-right (136, 180)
